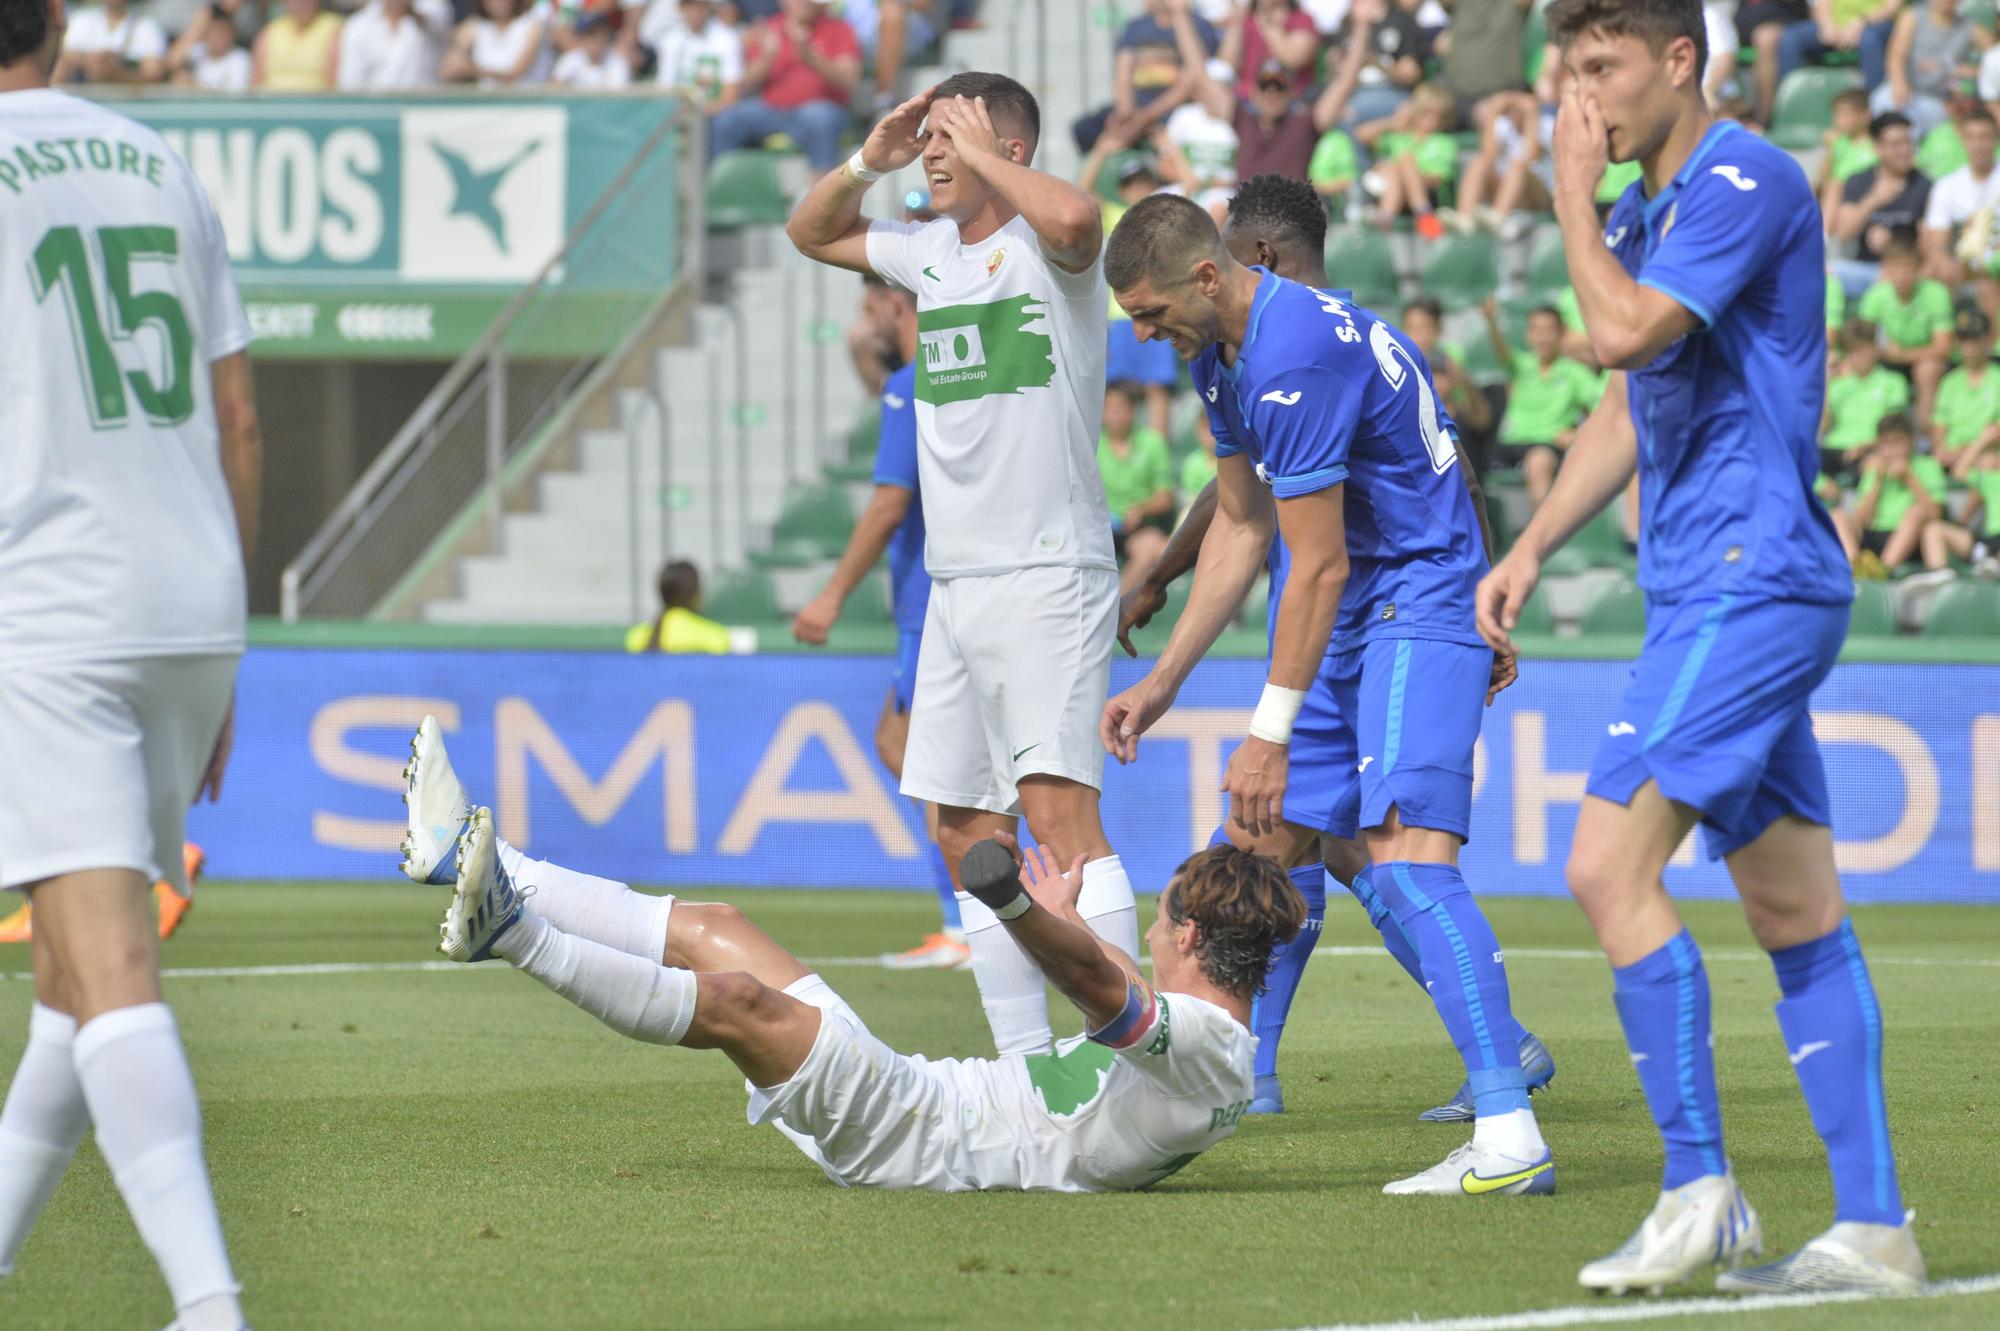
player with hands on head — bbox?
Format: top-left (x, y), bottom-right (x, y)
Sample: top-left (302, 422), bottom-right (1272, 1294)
top-left (1484, 0), bottom-right (1923, 1297)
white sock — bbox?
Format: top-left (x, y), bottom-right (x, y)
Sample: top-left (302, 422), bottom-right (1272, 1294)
top-left (956, 891), bottom-right (1054, 1057)
top-left (1078, 854), bottom-right (1140, 958)
top-left (1473, 1106), bottom-right (1547, 1161)
top-left (71, 1003), bottom-right (240, 1325)
top-left (0, 1004), bottom-right (89, 1276)
top-left (497, 839), bottom-right (673, 963)
top-left (497, 914), bottom-right (697, 1045)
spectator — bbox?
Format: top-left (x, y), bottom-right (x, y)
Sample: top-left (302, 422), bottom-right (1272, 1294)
top-left (1097, 383), bottom-right (1177, 594)
top-left (168, 8), bottom-right (252, 90)
top-left (1180, 409), bottom-right (1219, 516)
top-left (625, 560), bottom-right (734, 652)
top-left (1485, 297), bottom-right (1602, 507)
top-left (1862, 237), bottom-right (1955, 423)
top-left (1403, 294), bottom-right (1493, 441)
top-left (1816, 87), bottom-right (1879, 219)
top-left (1702, 0), bottom-right (1741, 110)
top-left (1919, 458), bottom-right (2000, 575)
top-left (1072, 0), bottom-right (1217, 155)
top-left (1828, 268), bottom-right (1848, 337)
top-left (1355, 81), bottom-right (1459, 237)
top-left (1308, 118), bottom-right (1361, 209)
top-left (1165, 58), bottom-right (1244, 207)
top-left (1453, 88), bottom-right (1551, 236)
top-left (1778, 0), bottom-right (1904, 94)
top-left (443, 0), bottom-right (552, 86)
top-left (54, 0), bottom-right (167, 84)
top-left (338, 0), bottom-right (450, 91)
top-left (1221, 0), bottom-right (1319, 100)
top-left (709, 0), bottom-right (860, 172)
top-left (1335, 0), bottom-right (1426, 125)
top-left (1174, 6), bottom-right (1356, 184)
top-left (1831, 111), bottom-right (1930, 299)
top-left (1873, 0), bottom-right (1987, 139)
top-left (1437, 0), bottom-right (1530, 129)
top-left (1822, 318), bottom-right (1912, 476)
top-left (1738, 0), bottom-right (1810, 126)
top-left (837, 0), bottom-right (940, 118)
top-left (1831, 413), bottom-right (1948, 573)
top-left (1921, 105), bottom-right (2000, 287)
top-left (639, 0), bottom-right (743, 107)
top-left (554, 10), bottom-right (631, 84)
top-left (254, 0), bottom-right (342, 90)
top-left (1085, 134), bottom-right (1190, 438)
top-left (1934, 303), bottom-right (2000, 468)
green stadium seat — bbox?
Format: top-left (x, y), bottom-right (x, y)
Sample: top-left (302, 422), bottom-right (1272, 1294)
top-left (706, 151), bottom-right (793, 231)
top-left (1508, 584), bottom-right (1556, 636)
top-left (845, 570), bottom-right (895, 624)
top-left (1847, 580), bottom-right (1898, 637)
top-left (704, 569), bottom-right (783, 624)
top-left (746, 539), bottom-right (819, 571)
top-left (1769, 68), bottom-right (1863, 151)
top-left (1542, 505), bottom-right (1636, 575)
top-left (1924, 578), bottom-right (2000, 636)
top-left (1578, 577), bottom-right (1648, 635)
top-left (1525, 227), bottom-right (1569, 302)
top-left (846, 403), bottom-right (883, 460)
top-left (769, 484), bottom-right (854, 558)
top-left (1420, 231), bottom-right (1499, 311)
top-left (1324, 226), bottom-right (1401, 308)
top-left (823, 457), bottom-right (877, 484)
top-left (1481, 491), bottom-right (1513, 553)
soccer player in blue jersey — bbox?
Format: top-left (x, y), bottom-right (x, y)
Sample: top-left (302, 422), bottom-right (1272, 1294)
top-left (793, 277), bottom-right (968, 971)
top-left (1116, 173), bottom-right (1555, 1123)
top-left (1100, 193), bottom-right (1555, 1196)
top-left (1478, 0), bottom-right (1923, 1293)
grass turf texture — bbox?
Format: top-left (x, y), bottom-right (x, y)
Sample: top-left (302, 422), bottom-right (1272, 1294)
top-left (0, 884), bottom-right (1995, 1331)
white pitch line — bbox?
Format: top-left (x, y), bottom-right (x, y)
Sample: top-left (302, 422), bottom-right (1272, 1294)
top-left (1276, 1272), bottom-right (2000, 1331)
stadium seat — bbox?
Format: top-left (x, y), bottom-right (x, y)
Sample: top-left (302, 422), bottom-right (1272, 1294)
top-left (1577, 577), bottom-right (1647, 635)
top-left (1509, 584), bottom-right (1556, 636)
top-left (1541, 505), bottom-right (1635, 575)
top-left (706, 151), bottom-right (793, 231)
top-left (1525, 228), bottom-right (1569, 303)
top-left (823, 457), bottom-right (877, 484)
top-left (1420, 232), bottom-right (1499, 311)
top-left (1924, 578), bottom-right (2000, 636)
top-left (768, 484), bottom-right (854, 558)
top-left (1847, 580), bottom-right (1898, 637)
top-left (846, 570), bottom-right (895, 624)
top-left (846, 403), bottom-right (883, 460)
top-left (1324, 226), bottom-right (1401, 309)
top-left (704, 569), bottom-right (784, 624)
top-left (746, 539), bottom-right (821, 571)
top-left (1769, 68), bottom-right (1863, 151)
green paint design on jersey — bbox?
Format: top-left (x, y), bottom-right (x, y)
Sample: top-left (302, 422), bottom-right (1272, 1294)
top-left (915, 294), bottom-right (1056, 406)
top-left (1022, 1039), bottom-right (1118, 1117)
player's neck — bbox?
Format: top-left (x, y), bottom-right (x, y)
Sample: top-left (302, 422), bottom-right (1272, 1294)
top-left (1216, 264), bottom-right (1264, 358)
top-left (953, 198), bottom-right (1018, 249)
top-left (1639, 100), bottom-right (1714, 199)
top-left (0, 60), bottom-right (53, 94)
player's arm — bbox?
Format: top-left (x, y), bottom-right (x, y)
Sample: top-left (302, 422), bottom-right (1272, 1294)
top-left (785, 89), bottom-right (934, 274)
top-left (1172, 2), bottom-right (1234, 121)
top-left (1117, 478), bottom-right (1217, 656)
top-left (927, 96), bottom-right (1102, 273)
top-left (792, 484), bottom-right (911, 644)
top-left (212, 352), bottom-right (262, 569)
top-left (959, 840), bottom-right (1141, 1031)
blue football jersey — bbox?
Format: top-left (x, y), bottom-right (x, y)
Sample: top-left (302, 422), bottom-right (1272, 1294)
top-left (1191, 271), bottom-right (1487, 653)
top-left (1603, 121), bottom-right (1851, 605)
top-left (870, 363), bottom-right (931, 632)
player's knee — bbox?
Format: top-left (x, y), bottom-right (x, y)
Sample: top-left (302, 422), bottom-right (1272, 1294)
top-left (1565, 839), bottom-right (1628, 909)
top-left (666, 901), bottom-right (748, 969)
top-left (1319, 835), bottom-right (1369, 888)
top-left (685, 970), bottom-right (772, 1044)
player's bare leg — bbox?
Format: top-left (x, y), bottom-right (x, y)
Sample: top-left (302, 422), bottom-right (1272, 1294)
top-left (1017, 776), bottom-right (1136, 956)
top-left (875, 693), bottom-right (968, 971)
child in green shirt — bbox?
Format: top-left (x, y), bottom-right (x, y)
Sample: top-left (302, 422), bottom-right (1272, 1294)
top-left (1920, 456), bottom-right (2000, 575)
top-left (1816, 89), bottom-right (1878, 211)
top-left (1832, 414), bottom-right (1949, 574)
top-left (1356, 82), bottom-right (1459, 240)
top-left (1485, 298), bottom-right (1602, 508)
top-left (1822, 319), bottom-right (1912, 473)
top-left (1097, 384), bottom-right (1175, 588)
top-left (1308, 128), bottom-right (1360, 215)
top-left (1935, 305), bottom-right (2000, 469)
top-left (1856, 240), bottom-right (1953, 427)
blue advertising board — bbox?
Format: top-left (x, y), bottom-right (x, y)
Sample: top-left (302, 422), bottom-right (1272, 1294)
top-left (189, 650), bottom-right (2000, 903)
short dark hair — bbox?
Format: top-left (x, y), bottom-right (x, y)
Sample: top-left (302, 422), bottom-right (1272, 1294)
top-left (1546, 0), bottom-right (1707, 82)
top-left (657, 559), bottom-right (701, 611)
top-left (1881, 236), bottom-right (1920, 263)
top-left (1402, 296), bottom-right (1444, 323)
top-left (1962, 106), bottom-right (1998, 133)
top-left (1104, 193), bottom-right (1223, 291)
top-left (1165, 845), bottom-right (1307, 997)
top-left (1869, 111), bottom-right (1912, 141)
top-left (1833, 88), bottom-right (1869, 114)
top-left (1225, 173), bottom-right (1327, 262)
top-left (1530, 304), bottom-right (1564, 324)
top-left (931, 71), bottom-right (1041, 154)
top-left (1877, 412), bottom-right (1915, 440)
top-left (1842, 317), bottom-right (1879, 350)
top-left (1, 0), bottom-right (51, 66)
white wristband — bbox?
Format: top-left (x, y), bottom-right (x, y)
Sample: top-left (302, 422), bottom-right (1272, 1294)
top-left (1247, 683), bottom-right (1308, 746)
top-left (844, 150), bottom-right (884, 184)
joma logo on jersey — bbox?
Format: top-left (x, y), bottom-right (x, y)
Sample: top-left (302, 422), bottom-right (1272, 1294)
top-left (915, 295), bottom-right (1056, 405)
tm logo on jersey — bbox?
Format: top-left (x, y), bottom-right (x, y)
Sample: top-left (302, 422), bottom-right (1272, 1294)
top-left (915, 295), bottom-right (1056, 406)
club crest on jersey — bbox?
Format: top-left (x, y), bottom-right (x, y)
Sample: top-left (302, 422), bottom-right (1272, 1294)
top-left (985, 247), bottom-right (1007, 276)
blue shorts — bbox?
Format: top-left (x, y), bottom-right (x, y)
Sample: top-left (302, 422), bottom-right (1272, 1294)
top-left (891, 626), bottom-right (923, 713)
top-left (1586, 595), bottom-right (1846, 860)
top-left (1286, 637), bottom-right (1490, 842)
top-left (1106, 319), bottom-right (1181, 388)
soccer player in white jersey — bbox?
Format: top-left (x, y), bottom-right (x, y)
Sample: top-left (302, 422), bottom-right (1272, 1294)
top-left (0, 2), bottom-right (261, 1326)
top-left (401, 719), bottom-right (1305, 1192)
top-left (786, 73), bottom-right (1144, 1059)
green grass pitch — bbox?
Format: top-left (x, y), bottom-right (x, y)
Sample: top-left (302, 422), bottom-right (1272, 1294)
top-left (1, 883), bottom-right (1996, 1330)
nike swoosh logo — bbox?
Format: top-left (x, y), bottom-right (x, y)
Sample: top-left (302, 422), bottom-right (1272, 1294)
top-left (1607, 722), bottom-right (1637, 737)
top-left (1789, 1040), bottom-right (1832, 1066)
top-left (1260, 390), bottom-right (1302, 406)
top-left (1460, 1159), bottom-right (1554, 1195)
top-left (922, 265), bottom-right (940, 281)
top-left (1012, 742), bottom-right (1040, 762)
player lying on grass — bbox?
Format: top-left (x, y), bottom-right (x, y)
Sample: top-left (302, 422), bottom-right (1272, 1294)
top-left (400, 719), bottom-right (1304, 1193)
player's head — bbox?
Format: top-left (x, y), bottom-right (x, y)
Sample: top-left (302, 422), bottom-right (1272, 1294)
top-left (1874, 412), bottom-right (1914, 461)
top-left (1879, 237), bottom-right (1920, 294)
top-left (1528, 305), bottom-right (1565, 358)
top-left (1223, 173), bottom-right (1327, 282)
top-left (0, 0), bottom-right (65, 76)
top-left (657, 559), bottom-right (702, 612)
top-left (1103, 381), bottom-right (1139, 436)
top-left (1961, 106), bottom-right (1997, 172)
top-left (1104, 193), bottom-right (1235, 359)
top-left (1401, 297), bottom-right (1444, 353)
top-left (1869, 111), bottom-right (1914, 174)
top-left (1148, 845), bottom-right (1307, 999)
top-left (922, 72), bottom-right (1041, 221)
top-left (1547, 0), bottom-right (1708, 165)
top-left (1831, 87), bottom-right (1870, 138)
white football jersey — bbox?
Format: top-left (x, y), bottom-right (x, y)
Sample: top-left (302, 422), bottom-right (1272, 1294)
top-left (866, 214), bottom-right (1115, 579)
top-left (0, 89), bottom-right (250, 666)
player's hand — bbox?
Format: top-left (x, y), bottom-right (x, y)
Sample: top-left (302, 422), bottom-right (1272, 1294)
top-left (197, 696), bottom-right (234, 803)
top-left (1224, 735), bottom-right (1288, 838)
top-left (1485, 644), bottom-right (1519, 706)
top-left (930, 94), bottom-right (1007, 164)
top-left (1116, 581), bottom-right (1169, 657)
top-left (791, 591), bottom-right (839, 645)
top-left (1553, 79), bottom-right (1610, 201)
top-left (1015, 840), bottom-right (1089, 920)
top-left (861, 86), bottom-right (936, 173)
top-left (1102, 672), bottom-right (1178, 764)
top-left (1476, 547), bottom-right (1542, 655)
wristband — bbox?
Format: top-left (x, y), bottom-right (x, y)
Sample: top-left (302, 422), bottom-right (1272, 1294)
top-left (844, 150), bottom-right (884, 184)
top-left (1247, 683), bottom-right (1308, 745)
top-left (958, 840), bottom-right (1032, 919)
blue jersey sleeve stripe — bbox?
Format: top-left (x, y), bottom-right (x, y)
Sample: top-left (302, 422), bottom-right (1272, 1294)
top-left (1640, 275), bottom-right (1717, 329)
top-left (1086, 979), bottom-right (1160, 1050)
top-left (871, 475), bottom-right (917, 492)
top-left (1214, 438), bottom-right (1243, 458)
top-left (1270, 464), bottom-right (1348, 498)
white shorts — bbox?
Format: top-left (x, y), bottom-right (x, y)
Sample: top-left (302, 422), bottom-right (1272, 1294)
top-left (0, 654), bottom-right (237, 893)
top-left (900, 564), bottom-right (1117, 816)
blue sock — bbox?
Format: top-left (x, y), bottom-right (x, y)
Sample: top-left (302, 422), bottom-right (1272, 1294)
top-left (1371, 863), bottom-right (1529, 1117)
top-left (1612, 929), bottom-right (1728, 1189)
top-left (1346, 866), bottom-right (1426, 987)
top-left (1770, 919), bottom-right (1904, 1226)
top-left (928, 843), bottom-right (962, 933)
top-left (1249, 864), bottom-right (1327, 1082)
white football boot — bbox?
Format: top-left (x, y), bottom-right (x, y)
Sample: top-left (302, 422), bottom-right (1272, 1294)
top-left (1579, 1172), bottom-right (1763, 1294)
top-left (1716, 1212), bottom-right (1926, 1295)
top-left (401, 714), bottom-right (472, 885)
top-left (1382, 1139), bottom-right (1556, 1196)
top-left (437, 808), bottom-right (529, 963)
